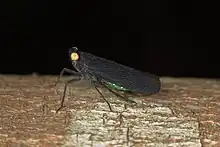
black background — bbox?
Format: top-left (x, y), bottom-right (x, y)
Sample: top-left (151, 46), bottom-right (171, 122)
top-left (0, 1), bottom-right (218, 77)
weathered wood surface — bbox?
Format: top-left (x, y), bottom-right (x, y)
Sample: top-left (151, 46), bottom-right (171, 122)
top-left (0, 75), bottom-right (220, 146)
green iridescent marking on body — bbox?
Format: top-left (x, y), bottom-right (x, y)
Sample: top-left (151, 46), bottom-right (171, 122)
top-left (105, 81), bottom-right (129, 91)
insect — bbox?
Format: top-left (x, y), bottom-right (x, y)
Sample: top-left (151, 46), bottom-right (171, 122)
top-left (54, 46), bottom-right (161, 113)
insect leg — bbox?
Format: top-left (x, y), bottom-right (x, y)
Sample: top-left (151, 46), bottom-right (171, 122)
top-left (101, 83), bottom-right (137, 104)
top-left (93, 85), bottom-right (113, 112)
top-left (56, 76), bottom-right (82, 113)
top-left (54, 68), bottom-right (81, 87)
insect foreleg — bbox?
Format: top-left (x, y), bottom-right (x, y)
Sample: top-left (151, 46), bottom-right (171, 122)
top-left (54, 68), bottom-right (81, 87)
top-left (56, 76), bottom-right (82, 113)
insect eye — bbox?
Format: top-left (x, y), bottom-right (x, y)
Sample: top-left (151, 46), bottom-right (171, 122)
top-left (71, 53), bottom-right (79, 61)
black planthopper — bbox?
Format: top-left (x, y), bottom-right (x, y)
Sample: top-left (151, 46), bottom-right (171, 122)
top-left (54, 46), bottom-right (161, 113)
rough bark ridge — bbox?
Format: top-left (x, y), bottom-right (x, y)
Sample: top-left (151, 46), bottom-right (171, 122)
top-left (0, 75), bottom-right (219, 146)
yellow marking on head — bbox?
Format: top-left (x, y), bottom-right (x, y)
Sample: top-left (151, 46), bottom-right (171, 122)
top-left (71, 52), bottom-right (79, 61)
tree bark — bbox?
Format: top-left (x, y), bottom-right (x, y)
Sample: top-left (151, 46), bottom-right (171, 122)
top-left (0, 75), bottom-right (219, 146)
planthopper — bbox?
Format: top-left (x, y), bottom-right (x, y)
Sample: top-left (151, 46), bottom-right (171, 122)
top-left (55, 46), bottom-right (161, 113)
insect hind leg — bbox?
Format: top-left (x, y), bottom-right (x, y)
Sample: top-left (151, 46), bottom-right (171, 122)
top-left (101, 83), bottom-right (137, 104)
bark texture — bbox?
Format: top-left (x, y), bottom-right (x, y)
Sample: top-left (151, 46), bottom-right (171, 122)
top-left (0, 75), bottom-right (220, 146)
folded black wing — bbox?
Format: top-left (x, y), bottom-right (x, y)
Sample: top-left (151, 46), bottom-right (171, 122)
top-left (79, 51), bottom-right (161, 94)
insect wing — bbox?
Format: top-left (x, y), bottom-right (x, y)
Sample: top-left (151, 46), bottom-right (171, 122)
top-left (78, 51), bottom-right (161, 94)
